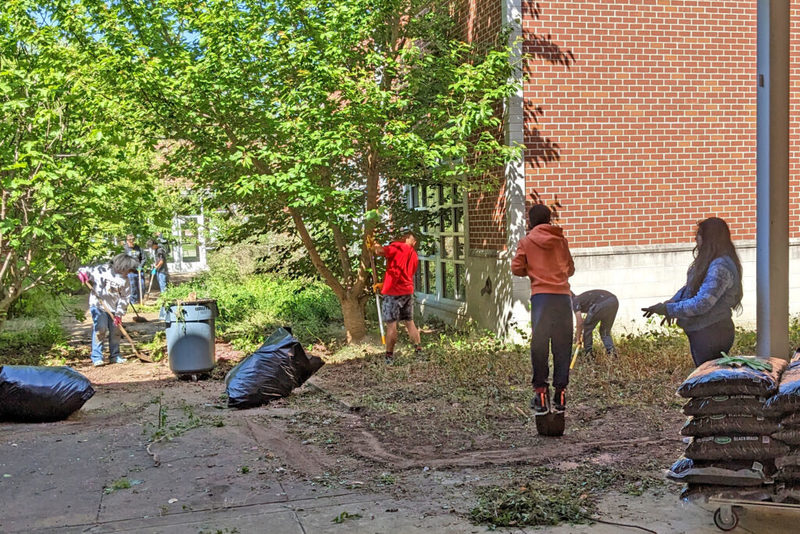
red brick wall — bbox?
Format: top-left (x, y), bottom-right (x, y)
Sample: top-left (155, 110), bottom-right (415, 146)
top-left (522, 1), bottom-right (800, 248)
top-left (453, 0), bottom-right (508, 251)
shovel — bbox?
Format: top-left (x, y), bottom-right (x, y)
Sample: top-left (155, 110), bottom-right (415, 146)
top-left (129, 302), bottom-right (148, 323)
top-left (570, 338), bottom-right (583, 370)
top-left (368, 248), bottom-right (386, 345)
top-left (138, 268), bottom-right (144, 306)
top-left (145, 271), bottom-right (156, 299)
top-left (84, 281), bottom-right (152, 363)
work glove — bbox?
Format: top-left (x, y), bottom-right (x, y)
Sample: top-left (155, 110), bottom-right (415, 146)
top-left (642, 302), bottom-right (672, 326)
top-left (152, 268), bottom-right (157, 275)
top-left (641, 302), bottom-right (668, 318)
top-left (77, 271), bottom-right (90, 284)
top-left (113, 315), bottom-right (122, 327)
top-left (372, 282), bottom-right (383, 293)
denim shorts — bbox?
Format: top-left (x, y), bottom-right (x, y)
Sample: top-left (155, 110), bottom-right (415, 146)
top-left (381, 294), bottom-right (414, 323)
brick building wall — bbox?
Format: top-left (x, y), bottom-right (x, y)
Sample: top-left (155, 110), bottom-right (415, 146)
top-left (453, 0), bottom-right (509, 252)
top-left (521, 0), bottom-right (784, 249)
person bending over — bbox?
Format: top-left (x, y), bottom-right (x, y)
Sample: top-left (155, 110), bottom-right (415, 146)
top-left (572, 289), bottom-right (619, 357)
top-left (77, 253), bottom-right (139, 366)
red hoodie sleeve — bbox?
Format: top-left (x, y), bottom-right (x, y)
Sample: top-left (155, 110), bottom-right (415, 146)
top-left (565, 242), bottom-right (575, 277)
top-left (511, 239), bottom-right (528, 277)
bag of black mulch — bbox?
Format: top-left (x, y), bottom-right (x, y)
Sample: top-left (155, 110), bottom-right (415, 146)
top-left (774, 466), bottom-right (800, 482)
top-left (683, 395), bottom-right (768, 417)
top-left (773, 429), bottom-right (800, 446)
top-left (667, 456), bottom-right (775, 486)
top-left (680, 483), bottom-right (773, 504)
top-left (681, 414), bottom-right (779, 437)
top-left (225, 328), bottom-right (324, 409)
top-left (678, 357), bottom-right (787, 398)
top-left (685, 435), bottom-right (789, 461)
top-left (764, 362), bottom-right (800, 416)
top-left (776, 452), bottom-right (800, 470)
top-left (774, 483), bottom-right (800, 503)
top-left (0, 365), bottom-right (95, 422)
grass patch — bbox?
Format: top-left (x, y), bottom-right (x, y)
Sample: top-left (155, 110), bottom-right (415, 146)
top-left (469, 464), bottom-right (665, 528)
top-left (0, 319), bottom-right (69, 366)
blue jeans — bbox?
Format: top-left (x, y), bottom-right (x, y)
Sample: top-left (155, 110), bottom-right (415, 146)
top-left (156, 271), bottom-right (169, 292)
top-left (128, 271), bottom-right (145, 303)
top-left (90, 306), bottom-right (122, 363)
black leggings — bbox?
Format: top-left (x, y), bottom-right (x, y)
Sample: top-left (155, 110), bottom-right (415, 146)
top-left (685, 317), bottom-right (735, 367)
top-left (530, 293), bottom-right (573, 390)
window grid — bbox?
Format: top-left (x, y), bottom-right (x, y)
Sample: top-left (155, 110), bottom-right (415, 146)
top-left (411, 184), bottom-right (466, 302)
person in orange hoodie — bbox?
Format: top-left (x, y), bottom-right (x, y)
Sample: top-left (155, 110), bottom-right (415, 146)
top-left (511, 204), bottom-right (575, 414)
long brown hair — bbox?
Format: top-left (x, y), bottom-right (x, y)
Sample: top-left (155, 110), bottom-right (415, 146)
top-left (688, 217), bottom-right (743, 308)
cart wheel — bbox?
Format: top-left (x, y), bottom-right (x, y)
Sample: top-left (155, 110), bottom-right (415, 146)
top-left (713, 507), bottom-right (738, 531)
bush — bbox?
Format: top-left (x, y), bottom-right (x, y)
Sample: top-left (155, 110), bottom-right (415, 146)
top-left (0, 320), bottom-right (66, 366)
top-left (158, 259), bottom-right (342, 347)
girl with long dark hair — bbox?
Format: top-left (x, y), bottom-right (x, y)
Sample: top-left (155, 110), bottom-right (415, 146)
top-left (642, 217), bottom-right (743, 367)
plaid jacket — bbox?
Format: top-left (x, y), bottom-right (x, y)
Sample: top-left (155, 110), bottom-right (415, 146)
top-left (78, 263), bottom-right (130, 317)
top-left (666, 255), bottom-right (742, 333)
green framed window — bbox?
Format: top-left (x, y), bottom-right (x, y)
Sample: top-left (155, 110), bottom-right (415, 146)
top-left (411, 184), bottom-right (466, 301)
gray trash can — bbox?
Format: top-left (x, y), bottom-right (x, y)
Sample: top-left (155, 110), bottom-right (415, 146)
top-left (160, 300), bottom-right (218, 377)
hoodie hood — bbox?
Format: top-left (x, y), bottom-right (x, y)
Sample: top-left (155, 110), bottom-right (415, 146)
top-left (528, 224), bottom-right (565, 249)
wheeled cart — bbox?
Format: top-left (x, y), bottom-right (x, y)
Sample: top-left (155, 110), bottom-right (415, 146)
top-left (709, 496), bottom-right (800, 531)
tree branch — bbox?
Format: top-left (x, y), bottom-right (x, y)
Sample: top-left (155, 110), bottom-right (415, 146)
top-left (287, 207), bottom-right (344, 299)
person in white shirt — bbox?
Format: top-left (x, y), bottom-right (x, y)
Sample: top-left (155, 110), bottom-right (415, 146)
top-left (77, 254), bottom-right (139, 366)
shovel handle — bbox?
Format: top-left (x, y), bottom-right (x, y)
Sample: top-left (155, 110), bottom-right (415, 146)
top-left (368, 249), bottom-right (386, 345)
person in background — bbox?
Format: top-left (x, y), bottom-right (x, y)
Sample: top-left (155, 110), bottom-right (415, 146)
top-left (77, 254), bottom-right (139, 366)
top-left (147, 239), bottom-right (170, 293)
top-left (370, 229), bottom-right (422, 363)
top-left (642, 217), bottom-right (743, 367)
top-left (123, 234), bottom-right (145, 304)
top-left (572, 289), bottom-right (619, 357)
top-left (511, 204), bottom-right (575, 414)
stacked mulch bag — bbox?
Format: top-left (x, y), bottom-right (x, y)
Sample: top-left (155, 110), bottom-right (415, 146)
top-left (765, 354), bottom-right (800, 503)
top-left (667, 356), bottom-right (789, 502)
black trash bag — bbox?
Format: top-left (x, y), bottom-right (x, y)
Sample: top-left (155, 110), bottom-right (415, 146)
top-left (685, 435), bottom-right (789, 461)
top-left (225, 328), bottom-right (324, 409)
top-left (683, 395), bottom-right (768, 417)
top-left (0, 365), bottom-right (95, 422)
top-left (678, 357), bottom-right (787, 399)
top-left (681, 414), bottom-right (779, 438)
top-left (765, 362), bottom-right (800, 416)
top-left (667, 456), bottom-right (775, 486)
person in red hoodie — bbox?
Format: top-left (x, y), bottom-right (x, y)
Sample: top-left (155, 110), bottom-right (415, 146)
top-left (371, 229), bottom-right (422, 362)
top-left (511, 204), bottom-right (575, 414)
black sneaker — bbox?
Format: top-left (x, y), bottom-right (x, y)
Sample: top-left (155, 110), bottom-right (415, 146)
top-left (530, 388), bottom-right (549, 414)
top-left (553, 388), bottom-right (566, 413)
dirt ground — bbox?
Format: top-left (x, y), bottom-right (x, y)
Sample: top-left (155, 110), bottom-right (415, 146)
top-left (1, 307), bottom-right (798, 533)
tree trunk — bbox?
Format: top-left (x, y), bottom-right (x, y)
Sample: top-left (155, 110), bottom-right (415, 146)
top-left (340, 293), bottom-right (367, 343)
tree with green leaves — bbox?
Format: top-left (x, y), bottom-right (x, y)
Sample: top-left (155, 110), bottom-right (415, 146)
top-left (0, 1), bottom-right (167, 326)
top-left (62, 0), bottom-right (520, 341)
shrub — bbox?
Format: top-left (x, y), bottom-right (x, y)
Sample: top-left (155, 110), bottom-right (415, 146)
top-left (158, 259), bottom-right (342, 346)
